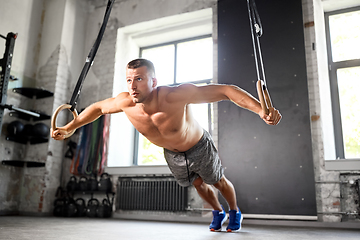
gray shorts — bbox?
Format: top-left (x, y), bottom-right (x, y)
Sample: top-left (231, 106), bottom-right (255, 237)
top-left (164, 130), bottom-right (224, 187)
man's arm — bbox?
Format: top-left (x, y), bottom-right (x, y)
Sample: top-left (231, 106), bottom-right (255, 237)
top-left (51, 92), bottom-right (127, 140)
top-left (167, 83), bottom-right (281, 125)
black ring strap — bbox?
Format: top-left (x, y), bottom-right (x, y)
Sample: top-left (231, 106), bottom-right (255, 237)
top-left (69, 0), bottom-right (115, 111)
top-left (247, 0), bottom-right (267, 88)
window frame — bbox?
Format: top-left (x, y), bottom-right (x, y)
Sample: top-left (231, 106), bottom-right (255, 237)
top-left (325, 6), bottom-right (360, 159)
top-left (140, 34), bottom-right (212, 85)
top-left (133, 35), bottom-right (213, 165)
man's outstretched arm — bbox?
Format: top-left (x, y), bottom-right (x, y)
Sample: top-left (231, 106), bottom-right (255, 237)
top-left (211, 84), bottom-right (281, 125)
top-left (167, 83), bottom-right (281, 125)
top-left (51, 93), bottom-right (127, 140)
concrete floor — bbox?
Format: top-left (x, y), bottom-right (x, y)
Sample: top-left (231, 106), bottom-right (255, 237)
top-left (0, 216), bottom-right (359, 240)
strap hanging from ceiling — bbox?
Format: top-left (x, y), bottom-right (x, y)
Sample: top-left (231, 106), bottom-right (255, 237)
top-left (247, 0), bottom-right (273, 115)
top-left (51, 0), bottom-right (115, 138)
top-left (69, 0), bottom-right (115, 112)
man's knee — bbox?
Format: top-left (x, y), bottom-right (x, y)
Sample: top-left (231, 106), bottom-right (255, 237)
top-left (192, 177), bottom-right (204, 188)
top-left (213, 176), bottom-right (229, 190)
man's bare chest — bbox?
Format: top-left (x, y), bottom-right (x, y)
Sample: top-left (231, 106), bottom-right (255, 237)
top-left (124, 107), bottom-right (185, 138)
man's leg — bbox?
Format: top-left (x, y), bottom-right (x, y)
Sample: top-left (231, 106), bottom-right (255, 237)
top-left (192, 175), bottom-right (237, 210)
top-left (213, 176), bottom-right (242, 232)
top-left (192, 177), bottom-right (222, 211)
top-left (193, 177), bottom-right (228, 231)
top-left (213, 176), bottom-right (237, 210)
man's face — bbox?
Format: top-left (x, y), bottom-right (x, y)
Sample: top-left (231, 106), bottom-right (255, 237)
top-left (126, 66), bottom-right (156, 103)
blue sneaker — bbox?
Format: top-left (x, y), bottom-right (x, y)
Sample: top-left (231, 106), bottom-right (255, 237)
top-left (226, 208), bottom-right (243, 232)
top-left (209, 206), bottom-right (228, 232)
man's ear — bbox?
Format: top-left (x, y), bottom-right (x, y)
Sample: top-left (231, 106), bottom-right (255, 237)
top-left (152, 77), bottom-right (157, 87)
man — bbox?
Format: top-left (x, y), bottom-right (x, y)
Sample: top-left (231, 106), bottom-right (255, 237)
top-left (52, 58), bottom-right (281, 232)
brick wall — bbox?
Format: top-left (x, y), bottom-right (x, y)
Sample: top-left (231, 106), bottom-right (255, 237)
top-left (302, 0), bottom-right (341, 222)
top-left (302, 0), bottom-right (360, 222)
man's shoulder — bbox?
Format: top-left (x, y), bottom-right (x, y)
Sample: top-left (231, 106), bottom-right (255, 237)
top-left (115, 92), bottom-right (133, 106)
top-left (157, 85), bottom-right (183, 99)
top-left (118, 91), bottom-right (130, 97)
top-left (158, 84), bottom-right (197, 104)
top-left (114, 91), bottom-right (131, 101)
top-left (158, 84), bottom-right (196, 94)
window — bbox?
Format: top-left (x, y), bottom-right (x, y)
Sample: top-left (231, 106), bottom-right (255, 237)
top-left (134, 36), bottom-right (213, 165)
top-left (325, 7), bottom-right (360, 159)
top-left (107, 8), bottom-right (213, 168)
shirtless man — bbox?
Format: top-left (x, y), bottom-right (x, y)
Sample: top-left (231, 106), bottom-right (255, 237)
top-left (52, 58), bottom-right (281, 232)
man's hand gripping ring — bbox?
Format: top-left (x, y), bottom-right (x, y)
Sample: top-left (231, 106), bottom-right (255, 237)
top-left (51, 104), bottom-right (79, 139)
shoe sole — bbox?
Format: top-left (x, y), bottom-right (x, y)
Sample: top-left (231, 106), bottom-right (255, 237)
top-left (210, 213), bottom-right (228, 232)
top-left (226, 213), bottom-right (243, 232)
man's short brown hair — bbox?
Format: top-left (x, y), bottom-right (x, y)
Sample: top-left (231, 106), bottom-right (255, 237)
top-left (127, 58), bottom-right (155, 77)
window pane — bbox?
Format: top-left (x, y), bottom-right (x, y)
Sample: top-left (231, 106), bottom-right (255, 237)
top-left (337, 67), bottom-right (360, 158)
top-left (329, 10), bottom-right (360, 62)
top-left (137, 38), bottom-right (213, 166)
top-left (137, 134), bottom-right (166, 165)
top-left (141, 45), bottom-right (175, 86)
top-left (176, 38), bottom-right (213, 83)
top-left (189, 103), bottom-right (209, 132)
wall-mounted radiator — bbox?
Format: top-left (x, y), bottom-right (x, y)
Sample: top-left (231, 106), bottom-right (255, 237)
top-left (117, 176), bottom-right (188, 211)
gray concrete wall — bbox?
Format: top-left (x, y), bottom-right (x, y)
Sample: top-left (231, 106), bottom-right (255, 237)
top-left (0, 0), bottom-right (45, 87)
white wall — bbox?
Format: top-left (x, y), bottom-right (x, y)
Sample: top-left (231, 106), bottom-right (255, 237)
top-left (0, 0), bottom-right (44, 87)
top-left (322, 0), bottom-right (360, 12)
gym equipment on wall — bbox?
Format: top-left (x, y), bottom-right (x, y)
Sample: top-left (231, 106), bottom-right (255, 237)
top-left (78, 176), bottom-right (88, 191)
top-left (0, 32), bottom-right (17, 135)
top-left (64, 140), bottom-right (77, 159)
top-left (247, 0), bottom-right (274, 115)
top-left (70, 115), bottom-right (108, 176)
top-left (51, 0), bottom-right (115, 138)
top-left (1, 33), bottom-right (53, 168)
top-left (53, 186), bottom-right (81, 218)
top-left (75, 198), bottom-right (87, 217)
top-left (0, 33), bottom-right (42, 136)
top-left (98, 172), bottom-right (112, 192)
top-left (86, 198), bottom-right (100, 218)
top-left (66, 173), bottom-right (113, 193)
top-left (87, 174), bottom-right (98, 191)
top-left (97, 198), bottom-right (112, 218)
top-left (53, 187), bottom-right (66, 217)
top-left (6, 122), bottom-right (50, 138)
top-left (66, 176), bottom-right (79, 193)
top-left (6, 120), bottom-right (24, 136)
top-left (32, 122), bottom-right (50, 137)
top-left (63, 197), bottom-right (78, 217)
top-left (56, 174), bottom-right (114, 218)
top-left (53, 198), bottom-right (66, 217)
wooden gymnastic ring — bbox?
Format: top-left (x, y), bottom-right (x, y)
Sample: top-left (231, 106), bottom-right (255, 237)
top-left (256, 80), bottom-right (272, 115)
top-left (51, 104), bottom-right (78, 139)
